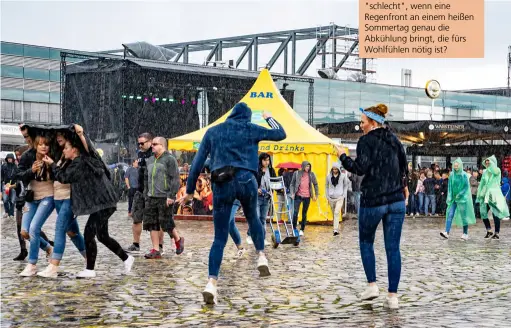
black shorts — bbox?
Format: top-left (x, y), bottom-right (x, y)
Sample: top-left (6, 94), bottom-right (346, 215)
top-left (143, 197), bottom-right (176, 232)
top-left (132, 191), bottom-right (145, 224)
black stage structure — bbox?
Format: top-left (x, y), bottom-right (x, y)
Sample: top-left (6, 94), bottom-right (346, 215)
top-left (60, 51), bottom-right (314, 163)
top-left (317, 119), bottom-right (511, 169)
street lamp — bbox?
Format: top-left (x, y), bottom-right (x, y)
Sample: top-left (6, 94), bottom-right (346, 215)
top-left (425, 79), bottom-right (441, 121)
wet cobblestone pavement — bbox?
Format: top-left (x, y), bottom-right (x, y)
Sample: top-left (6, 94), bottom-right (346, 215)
top-left (1, 203), bottom-right (510, 327)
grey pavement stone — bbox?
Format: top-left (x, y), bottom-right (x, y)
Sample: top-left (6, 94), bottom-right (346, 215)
top-left (1, 202), bottom-right (511, 327)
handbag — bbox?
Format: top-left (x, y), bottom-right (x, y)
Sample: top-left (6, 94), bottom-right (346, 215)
top-left (211, 166), bottom-right (237, 183)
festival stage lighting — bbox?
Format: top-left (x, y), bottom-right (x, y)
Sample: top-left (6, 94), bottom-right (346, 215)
top-left (144, 97), bottom-right (148, 102)
top-left (129, 95), bottom-right (134, 99)
top-left (136, 96), bottom-right (142, 100)
top-left (162, 98), bottom-right (167, 102)
top-left (181, 99), bottom-right (186, 105)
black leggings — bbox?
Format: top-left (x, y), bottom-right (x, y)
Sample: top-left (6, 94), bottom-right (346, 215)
top-left (483, 217), bottom-right (501, 234)
top-left (84, 207), bottom-right (128, 270)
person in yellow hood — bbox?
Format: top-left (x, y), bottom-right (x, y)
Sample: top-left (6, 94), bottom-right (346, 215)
top-left (476, 155), bottom-right (510, 240)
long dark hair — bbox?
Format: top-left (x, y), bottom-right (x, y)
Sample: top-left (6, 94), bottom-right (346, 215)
top-left (258, 152), bottom-right (273, 170)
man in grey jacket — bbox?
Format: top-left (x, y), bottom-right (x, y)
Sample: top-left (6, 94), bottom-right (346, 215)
top-left (143, 137), bottom-right (184, 259)
top-left (290, 161), bottom-right (319, 236)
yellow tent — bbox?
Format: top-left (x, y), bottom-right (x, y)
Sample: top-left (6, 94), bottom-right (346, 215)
top-left (168, 69), bottom-right (345, 222)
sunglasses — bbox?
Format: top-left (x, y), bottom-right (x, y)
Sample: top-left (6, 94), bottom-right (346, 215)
top-left (152, 143), bottom-right (161, 146)
top-left (138, 141), bottom-right (148, 146)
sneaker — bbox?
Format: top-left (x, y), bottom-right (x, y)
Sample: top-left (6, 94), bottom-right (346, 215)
top-left (360, 284), bottom-right (380, 300)
top-left (502, 217), bottom-right (510, 221)
top-left (37, 263), bottom-right (59, 278)
top-left (13, 249), bottom-right (28, 261)
top-left (2, 213), bottom-right (8, 219)
top-left (125, 244), bottom-right (140, 253)
top-left (123, 255), bottom-right (135, 274)
top-left (440, 231), bottom-right (449, 239)
top-left (159, 247), bottom-right (165, 255)
top-left (246, 236), bottom-right (254, 245)
top-left (299, 230), bottom-right (304, 236)
top-left (19, 264), bottom-right (37, 277)
top-left (175, 237), bottom-right (185, 255)
top-left (257, 255), bottom-right (271, 277)
top-left (333, 230), bottom-right (339, 236)
top-left (236, 248), bottom-right (246, 258)
top-left (383, 295), bottom-right (399, 310)
top-left (492, 233), bottom-right (500, 240)
top-left (76, 269), bottom-right (96, 279)
top-left (460, 234), bottom-right (469, 241)
top-left (8, 215), bottom-right (15, 220)
top-left (202, 281), bottom-right (218, 305)
top-left (264, 239), bottom-right (270, 246)
top-left (144, 249), bottom-right (162, 259)
top-left (484, 231), bottom-right (494, 239)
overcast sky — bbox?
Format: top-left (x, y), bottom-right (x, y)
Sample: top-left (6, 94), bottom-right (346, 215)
top-left (1, 0), bottom-right (510, 90)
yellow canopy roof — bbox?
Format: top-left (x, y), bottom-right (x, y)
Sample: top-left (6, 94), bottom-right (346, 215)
top-left (168, 69), bottom-right (338, 154)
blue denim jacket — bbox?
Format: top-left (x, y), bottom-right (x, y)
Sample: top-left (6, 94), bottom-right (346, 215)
top-left (186, 102), bottom-right (286, 194)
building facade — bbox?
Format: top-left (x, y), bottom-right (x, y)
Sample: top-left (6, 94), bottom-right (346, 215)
top-left (2, 41), bottom-right (511, 151)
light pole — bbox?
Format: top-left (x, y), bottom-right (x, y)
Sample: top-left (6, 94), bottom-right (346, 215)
top-left (425, 79), bottom-right (442, 121)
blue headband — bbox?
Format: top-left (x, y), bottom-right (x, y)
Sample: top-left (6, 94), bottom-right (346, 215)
top-left (359, 107), bottom-right (385, 124)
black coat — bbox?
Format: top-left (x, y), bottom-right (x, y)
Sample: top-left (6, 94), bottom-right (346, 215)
top-left (54, 156), bottom-right (118, 216)
top-left (340, 127), bottom-right (408, 208)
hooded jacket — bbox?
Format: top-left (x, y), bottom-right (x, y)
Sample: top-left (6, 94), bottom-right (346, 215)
top-left (1, 154), bottom-right (17, 185)
top-left (186, 102), bottom-right (286, 194)
top-left (340, 127), bottom-right (407, 208)
top-left (502, 177), bottom-right (510, 201)
top-left (290, 161), bottom-right (319, 198)
top-left (325, 162), bottom-right (349, 200)
top-left (144, 151), bottom-right (180, 199)
top-left (446, 158), bottom-right (476, 227)
top-left (476, 155), bottom-right (510, 218)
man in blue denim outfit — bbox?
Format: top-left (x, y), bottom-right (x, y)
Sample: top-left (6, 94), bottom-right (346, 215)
top-left (180, 102), bottom-right (286, 304)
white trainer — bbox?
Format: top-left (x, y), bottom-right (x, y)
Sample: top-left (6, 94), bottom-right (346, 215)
top-left (440, 231), bottom-right (449, 239)
top-left (37, 263), bottom-right (59, 278)
top-left (19, 264), bottom-right (37, 277)
top-left (123, 255), bottom-right (135, 274)
top-left (236, 248), bottom-right (246, 258)
top-left (360, 284), bottom-right (380, 300)
top-left (383, 295), bottom-right (399, 309)
top-left (246, 236), bottom-right (254, 245)
top-left (257, 255), bottom-right (271, 277)
top-left (299, 230), bottom-right (304, 236)
top-left (461, 234), bottom-right (469, 241)
top-left (76, 269), bottom-right (96, 279)
top-left (202, 281), bottom-right (218, 305)
top-left (502, 217), bottom-right (510, 221)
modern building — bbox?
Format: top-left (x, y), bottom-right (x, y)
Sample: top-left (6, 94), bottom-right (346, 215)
top-left (2, 32), bottom-right (511, 152)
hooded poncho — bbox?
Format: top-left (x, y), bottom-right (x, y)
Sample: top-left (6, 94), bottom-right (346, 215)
top-left (476, 155), bottom-right (510, 218)
top-left (446, 158), bottom-right (476, 227)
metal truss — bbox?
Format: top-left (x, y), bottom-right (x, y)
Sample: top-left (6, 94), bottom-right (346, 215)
top-left (102, 24), bottom-right (359, 76)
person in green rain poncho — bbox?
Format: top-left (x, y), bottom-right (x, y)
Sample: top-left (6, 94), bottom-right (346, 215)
top-left (440, 158), bottom-right (476, 240)
top-left (476, 155), bottom-right (510, 240)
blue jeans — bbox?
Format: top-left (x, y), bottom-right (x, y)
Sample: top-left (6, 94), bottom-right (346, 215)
top-left (359, 201), bottom-right (405, 293)
top-left (52, 199), bottom-right (86, 261)
top-left (22, 197), bottom-right (55, 264)
top-left (425, 194), bottom-right (436, 215)
top-left (417, 193), bottom-right (425, 214)
top-left (209, 169), bottom-right (263, 279)
top-left (445, 202), bottom-right (468, 234)
top-left (2, 186), bottom-right (16, 216)
top-left (229, 200), bottom-right (242, 246)
top-left (247, 195), bottom-right (270, 239)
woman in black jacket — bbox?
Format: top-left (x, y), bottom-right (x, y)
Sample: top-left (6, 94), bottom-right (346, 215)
top-left (49, 133), bottom-right (134, 279)
top-left (336, 104), bottom-right (407, 310)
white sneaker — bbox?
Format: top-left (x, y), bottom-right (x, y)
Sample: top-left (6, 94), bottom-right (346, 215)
top-left (236, 248), bottom-right (246, 258)
top-left (440, 231), bottom-right (449, 239)
top-left (202, 281), bottom-right (218, 304)
top-left (502, 217), bottom-right (510, 221)
top-left (2, 213), bottom-right (8, 219)
top-left (360, 284), bottom-right (380, 300)
top-left (246, 236), bottom-right (254, 245)
top-left (76, 269), bottom-right (96, 279)
top-left (123, 255), bottom-right (135, 274)
top-left (257, 255), bottom-right (271, 277)
top-left (37, 263), bottom-right (58, 278)
top-left (264, 239), bottom-right (270, 246)
top-left (461, 234), bottom-right (469, 241)
top-left (383, 295), bottom-right (399, 309)
top-left (299, 230), bottom-right (304, 236)
top-left (19, 264), bottom-right (37, 277)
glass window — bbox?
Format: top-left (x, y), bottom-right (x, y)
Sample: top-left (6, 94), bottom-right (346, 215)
top-left (1, 65), bottom-right (23, 78)
top-left (1, 88), bottom-right (24, 100)
top-left (49, 49), bottom-right (62, 60)
top-left (24, 90), bottom-right (49, 102)
top-left (24, 45), bottom-right (50, 59)
top-left (1, 42), bottom-right (24, 56)
top-left (24, 67), bottom-right (49, 81)
top-left (50, 92), bottom-right (60, 103)
top-left (49, 70), bottom-right (61, 82)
